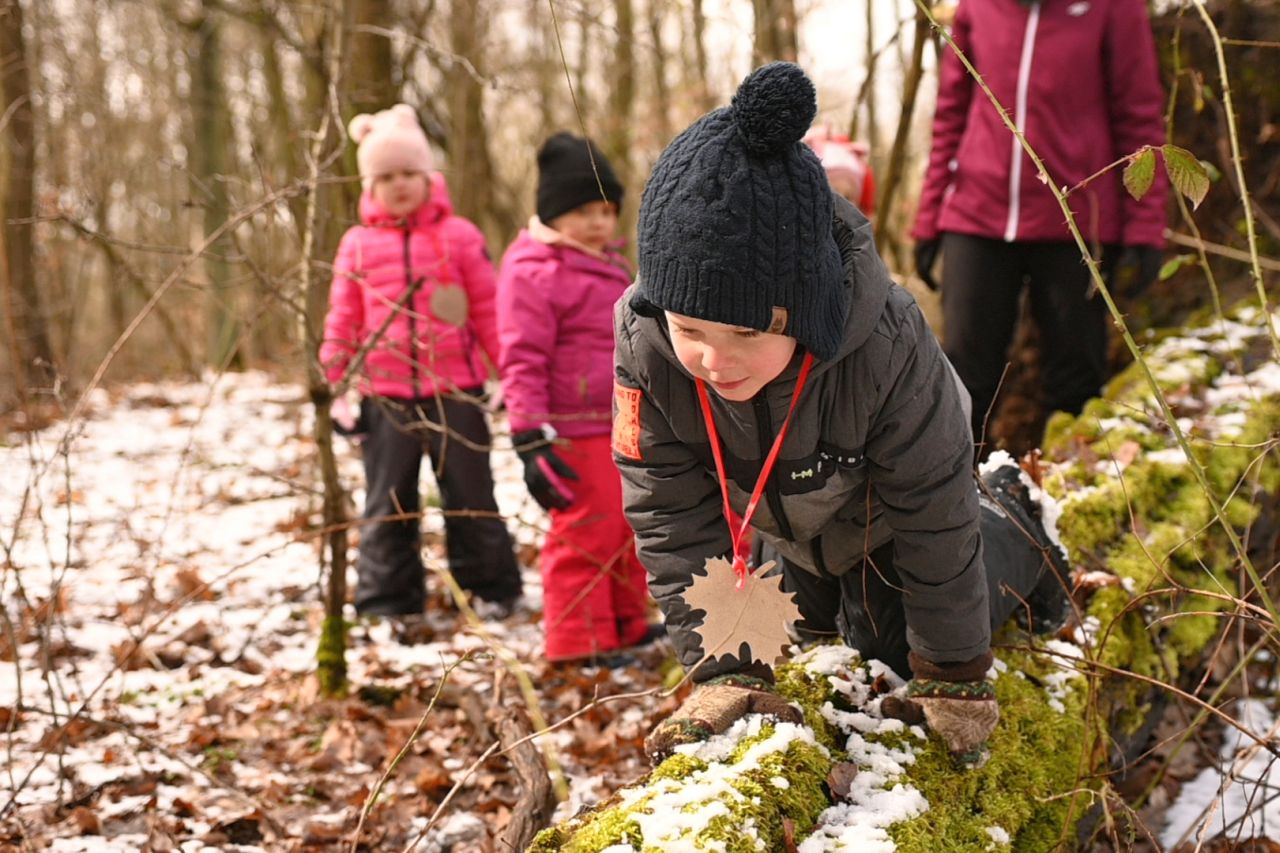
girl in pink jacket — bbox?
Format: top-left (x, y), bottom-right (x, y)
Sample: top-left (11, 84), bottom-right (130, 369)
top-left (321, 104), bottom-right (520, 621)
top-left (497, 133), bottom-right (654, 665)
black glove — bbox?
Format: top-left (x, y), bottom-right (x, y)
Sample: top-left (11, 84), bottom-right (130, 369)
top-left (914, 238), bottom-right (941, 292)
top-left (1106, 245), bottom-right (1163, 299)
top-left (513, 427), bottom-right (579, 511)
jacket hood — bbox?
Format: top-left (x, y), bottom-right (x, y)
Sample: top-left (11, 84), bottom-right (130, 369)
top-left (358, 171), bottom-right (455, 228)
top-left (630, 194), bottom-right (891, 386)
top-left (505, 227), bottom-right (632, 277)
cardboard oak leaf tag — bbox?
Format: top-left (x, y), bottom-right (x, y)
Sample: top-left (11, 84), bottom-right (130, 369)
top-left (430, 284), bottom-right (469, 326)
top-left (682, 557), bottom-right (801, 667)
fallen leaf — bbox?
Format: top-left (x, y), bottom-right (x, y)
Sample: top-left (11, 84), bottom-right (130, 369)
top-left (70, 806), bottom-right (100, 835)
top-left (827, 762), bottom-right (860, 802)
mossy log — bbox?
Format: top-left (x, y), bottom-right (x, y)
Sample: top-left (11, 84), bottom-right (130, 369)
top-left (532, 304), bottom-right (1280, 852)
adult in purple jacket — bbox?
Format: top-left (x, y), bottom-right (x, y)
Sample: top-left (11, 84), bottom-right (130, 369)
top-left (912, 0), bottom-right (1167, 451)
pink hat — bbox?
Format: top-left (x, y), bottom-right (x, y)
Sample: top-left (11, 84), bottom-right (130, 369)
top-left (348, 104), bottom-right (434, 190)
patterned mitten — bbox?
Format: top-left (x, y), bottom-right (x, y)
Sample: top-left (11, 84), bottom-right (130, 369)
top-left (881, 651), bottom-right (998, 766)
top-left (645, 673), bottom-right (802, 764)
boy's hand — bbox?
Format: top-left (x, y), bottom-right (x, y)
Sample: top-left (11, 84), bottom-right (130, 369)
top-left (513, 428), bottom-right (578, 511)
top-left (645, 673), bottom-right (802, 764)
top-left (881, 651), bottom-right (998, 767)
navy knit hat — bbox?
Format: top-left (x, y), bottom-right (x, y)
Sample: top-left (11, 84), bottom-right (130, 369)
top-left (634, 62), bottom-right (847, 361)
top-left (536, 132), bottom-right (624, 224)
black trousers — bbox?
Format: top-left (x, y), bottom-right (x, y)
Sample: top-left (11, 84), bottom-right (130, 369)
top-left (939, 233), bottom-right (1113, 443)
top-left (763, 491), bottom-right (1050, 679)
top-left (355, 392), bottom-right (520, 616)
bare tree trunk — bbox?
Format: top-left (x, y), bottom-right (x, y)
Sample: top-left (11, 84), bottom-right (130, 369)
top-left (188, 4), bottom-right (241, 369)
top-left (531, 0), bottom-right (557, 132)
top-left (574, 0), bottom-right (591, 124)
top-left (602, 0), bottom-right (636, 258)
top-left (446, 0), bottom-right (498, 239)
top-left (849, 0), bottom-right (878, 147)
top-left (344, 0), bottom-right (394, 117)
top-left (301, 1), bottom-right (351, 700)
top-left (874, 1), bottom-right (931, 269)
top-left (647, 0), bottom-right (671, 145)
top-left (688, 0), bottom-right (713, 113)
top-left (0, 0), bottom-right (54, 398)
top-left (751, 0), bottom-right (798, 66)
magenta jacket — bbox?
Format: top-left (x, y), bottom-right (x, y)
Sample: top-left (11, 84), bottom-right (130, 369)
top-left (320, 173), bottom-right (499, 398)
top-left (496, 230), bottom-right (632, 437)
top-left (912, 0), bottom-right (1167, 247)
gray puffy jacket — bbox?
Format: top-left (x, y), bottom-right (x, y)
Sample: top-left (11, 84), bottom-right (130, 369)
top-left (613, 199), bottom-right (989, 680)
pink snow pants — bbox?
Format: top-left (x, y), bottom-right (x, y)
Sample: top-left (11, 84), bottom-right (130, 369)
top-left (540, 434), bottom-right (651, 660)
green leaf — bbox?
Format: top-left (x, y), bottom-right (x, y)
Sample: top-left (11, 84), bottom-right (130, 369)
top-left (1123, 148), bottom-right (1156, 201)
top-left (1158, 254), bottom-right (1192, 281)
top-left (1162, 144), bottom-right (1210, 209)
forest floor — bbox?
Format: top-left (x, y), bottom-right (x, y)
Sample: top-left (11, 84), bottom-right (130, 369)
top-left (0, 370), bottom-right (1275, 851)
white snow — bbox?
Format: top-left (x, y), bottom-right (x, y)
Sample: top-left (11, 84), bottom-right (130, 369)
top-left (1161, 699), bottom-right (1280, 849)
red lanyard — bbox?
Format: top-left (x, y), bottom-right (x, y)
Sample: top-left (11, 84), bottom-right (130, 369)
top-left (695, 353), bottom-right (814, 587)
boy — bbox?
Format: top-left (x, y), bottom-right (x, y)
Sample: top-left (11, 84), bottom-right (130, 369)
top-left (612, 63), bottom-right (1070, 764)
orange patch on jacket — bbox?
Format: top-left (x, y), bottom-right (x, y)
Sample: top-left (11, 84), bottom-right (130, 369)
top-left (612, 382), bottom-right (643, 460)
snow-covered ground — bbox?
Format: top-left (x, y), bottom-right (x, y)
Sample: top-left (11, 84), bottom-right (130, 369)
top-left (1, 372), bottom-right (658, 850)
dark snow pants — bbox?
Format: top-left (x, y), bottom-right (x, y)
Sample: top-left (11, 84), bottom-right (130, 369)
top-left (762, 486), bottom-right (1052, 680)
top-left (939, 233), bottom-right (1114, 444)
top-left (355, 392), bottom-right (520, 616)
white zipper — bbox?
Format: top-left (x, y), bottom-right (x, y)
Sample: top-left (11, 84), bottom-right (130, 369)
top-left (1005, 1), bottom-right (1041, 242)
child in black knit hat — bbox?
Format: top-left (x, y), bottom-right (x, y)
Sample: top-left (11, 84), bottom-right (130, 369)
top-left (612, 62), bottom-right (1072, 765)
top-left (496, 133), bottom-right (659, 667)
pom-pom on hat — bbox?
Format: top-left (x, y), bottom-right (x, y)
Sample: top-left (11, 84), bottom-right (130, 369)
top-left (536, 132), bottom-right (625, 224)
top-left (634, 62), bottom-right (847, 362)
top-left (348, 104), bottom-right (434, 190)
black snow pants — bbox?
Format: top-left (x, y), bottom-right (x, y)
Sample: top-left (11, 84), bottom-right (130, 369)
top-left (355, 391), bottom-right (520, 616)
top-left (761, 483), bottom-right (1055, 680)
top-left (938, 233), bottom-right (1114, 445)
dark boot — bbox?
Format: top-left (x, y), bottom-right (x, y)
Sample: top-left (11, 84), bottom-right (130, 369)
top-left (981, 458), bottom-right (1073, 634)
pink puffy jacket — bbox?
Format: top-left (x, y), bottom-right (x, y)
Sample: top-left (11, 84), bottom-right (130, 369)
top-left (913, 0), bottom-right (1167, 247)
top-left (320, 173), bottom-right (499, 398)
top-left (496, 231), bottom-right (632, 437)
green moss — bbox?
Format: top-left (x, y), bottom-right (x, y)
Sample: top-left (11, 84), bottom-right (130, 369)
top-left (708, 742), bottom-right (832, 842)
top-left (890, 651), bottom-right (1086, 852)
top-left (315, 615), bottom-right (348, 698)
top-left (773, 657), bottom-right (843, 751)
top-left (1056, 481), bottom-right (1130, 560)
top-left (649, 752), bottom-right (707, 783)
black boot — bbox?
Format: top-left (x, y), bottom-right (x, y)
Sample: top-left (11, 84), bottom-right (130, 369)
top-left (981, 460), bottom-right (1073, 634)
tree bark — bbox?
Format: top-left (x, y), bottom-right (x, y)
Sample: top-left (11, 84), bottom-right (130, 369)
top-left (687, 0), bottom-right (713, 113)
top-left (300, 0), bottom-right (351, 699)
top-left (647, 0), bottom-right (671, 145)
top-left (344, 0), bottom-right (394, 118)
top-left (874, 1), bottom-right (930, 269)
top-left (751, 0), bottom-right (798, 66)
top-left (188, 3), bottom-right (241, 369)
top-left (446, 0), bottom-right (497, 241)
top-left (574, 0), bottom-right (592, 124)
top-left (604, 0), bottom-right (635, 255)
top-left (0, 0), bottom-right (54, 397)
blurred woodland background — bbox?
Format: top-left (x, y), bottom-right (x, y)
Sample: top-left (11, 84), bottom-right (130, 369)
top-left (0, 0), bottom-right (1276, 442)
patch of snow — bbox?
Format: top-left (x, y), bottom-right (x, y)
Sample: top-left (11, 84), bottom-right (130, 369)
top-left (1160, 699), bottom-right (1280, 848)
